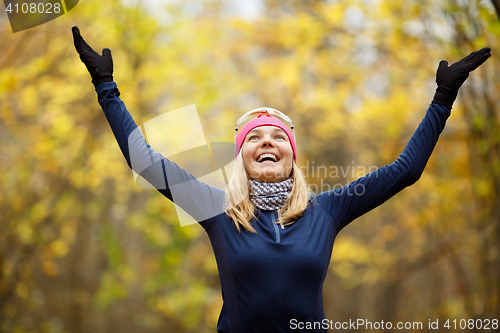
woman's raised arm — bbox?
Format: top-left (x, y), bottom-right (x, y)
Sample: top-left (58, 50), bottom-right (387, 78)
top-left (72, 27), bottom-right (226, 228)
top-left (318, 48), bottom-right (491, 231)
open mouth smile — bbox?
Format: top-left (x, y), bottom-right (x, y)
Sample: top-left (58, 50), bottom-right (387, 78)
top-left (256, 153), bottom-right (280, 163)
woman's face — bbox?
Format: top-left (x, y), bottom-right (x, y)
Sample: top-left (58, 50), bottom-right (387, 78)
top-left (242, 126), bottom-right (293, 183)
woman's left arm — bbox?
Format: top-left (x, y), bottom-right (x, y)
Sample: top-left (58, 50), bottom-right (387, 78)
top-left (320, 48), bottom-right (491, 231)
top-left (322, 102), bottom-right (448, 230)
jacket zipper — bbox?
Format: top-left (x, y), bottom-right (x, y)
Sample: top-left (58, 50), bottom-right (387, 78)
top-left (272, 212), bottom-right (282, 243)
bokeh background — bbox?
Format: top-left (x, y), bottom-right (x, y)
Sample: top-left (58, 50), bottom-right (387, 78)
top-left (1, 0), bottom-right (499, 332)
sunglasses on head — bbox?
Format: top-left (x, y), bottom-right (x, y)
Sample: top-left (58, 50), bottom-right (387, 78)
top-left (234, 108), bottom-right (295, 144)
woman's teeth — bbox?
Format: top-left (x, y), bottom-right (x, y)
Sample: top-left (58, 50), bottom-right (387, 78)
top-left (257, 153), bottom-right (278, 163)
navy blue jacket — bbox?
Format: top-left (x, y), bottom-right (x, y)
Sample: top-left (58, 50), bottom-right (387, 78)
top-left (96, 82), bottom-right (450, 332)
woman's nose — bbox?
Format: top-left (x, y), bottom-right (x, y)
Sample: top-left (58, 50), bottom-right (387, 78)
top-left (260, 136), bottom-right (274, 147)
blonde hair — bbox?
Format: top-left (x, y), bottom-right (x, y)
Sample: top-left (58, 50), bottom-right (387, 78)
top-left (224, 150), bottom-right (315, 233)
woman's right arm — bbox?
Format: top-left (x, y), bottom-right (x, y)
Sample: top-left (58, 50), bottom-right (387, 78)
top-left (73, 26), bottom-right (225, 227)
top-left (95, 82), bottom-right (226, 227)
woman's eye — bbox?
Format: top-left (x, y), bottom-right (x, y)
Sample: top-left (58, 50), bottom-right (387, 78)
top-left (276, 135), bottom-right (285, 140)
top-left (249, 136), bottom-right (259, 141)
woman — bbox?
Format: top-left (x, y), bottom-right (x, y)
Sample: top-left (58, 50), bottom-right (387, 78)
top-left (72, 26), bottom-right (491, 332)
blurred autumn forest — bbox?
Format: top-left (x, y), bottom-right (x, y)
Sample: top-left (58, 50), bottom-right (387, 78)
top-left (1, 0), bottom-right (499, 332)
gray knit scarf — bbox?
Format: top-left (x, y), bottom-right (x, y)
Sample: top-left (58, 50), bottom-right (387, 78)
top-left (249, 179), bottom-right (294, 211)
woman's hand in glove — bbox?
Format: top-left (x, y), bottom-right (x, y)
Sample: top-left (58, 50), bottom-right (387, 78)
top-left (72, 26), bottom-right (113, 88)
top-left (432, 47), bottom-right (491, 110)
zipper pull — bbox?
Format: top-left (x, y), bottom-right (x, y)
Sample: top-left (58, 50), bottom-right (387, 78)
top-left (280, 223), bottom-right (284, 229)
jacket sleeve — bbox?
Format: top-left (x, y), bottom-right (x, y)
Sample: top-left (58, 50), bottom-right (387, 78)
top-left (95, 82), bottom-right (225, 228)
top-left (317, 103), bottom-right (451, 231)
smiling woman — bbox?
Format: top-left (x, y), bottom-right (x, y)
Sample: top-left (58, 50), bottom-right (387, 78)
top-left (71, 26), bottom-right (492, 333)
top-left (242, 126), bottom-right (293, 179)
top-left (225, 113), bottom-right (314, 234)
top-left (242, 126), bottom-right (293, 182)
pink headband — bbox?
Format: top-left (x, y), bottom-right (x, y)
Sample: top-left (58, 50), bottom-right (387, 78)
top-left (235, 113), bottom-right (297, 162)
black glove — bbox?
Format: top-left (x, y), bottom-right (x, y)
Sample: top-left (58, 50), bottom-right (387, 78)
top-left (72, 26), bottom-right (113, 88)
top-left (432, 47), bottom-right (491, 110)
